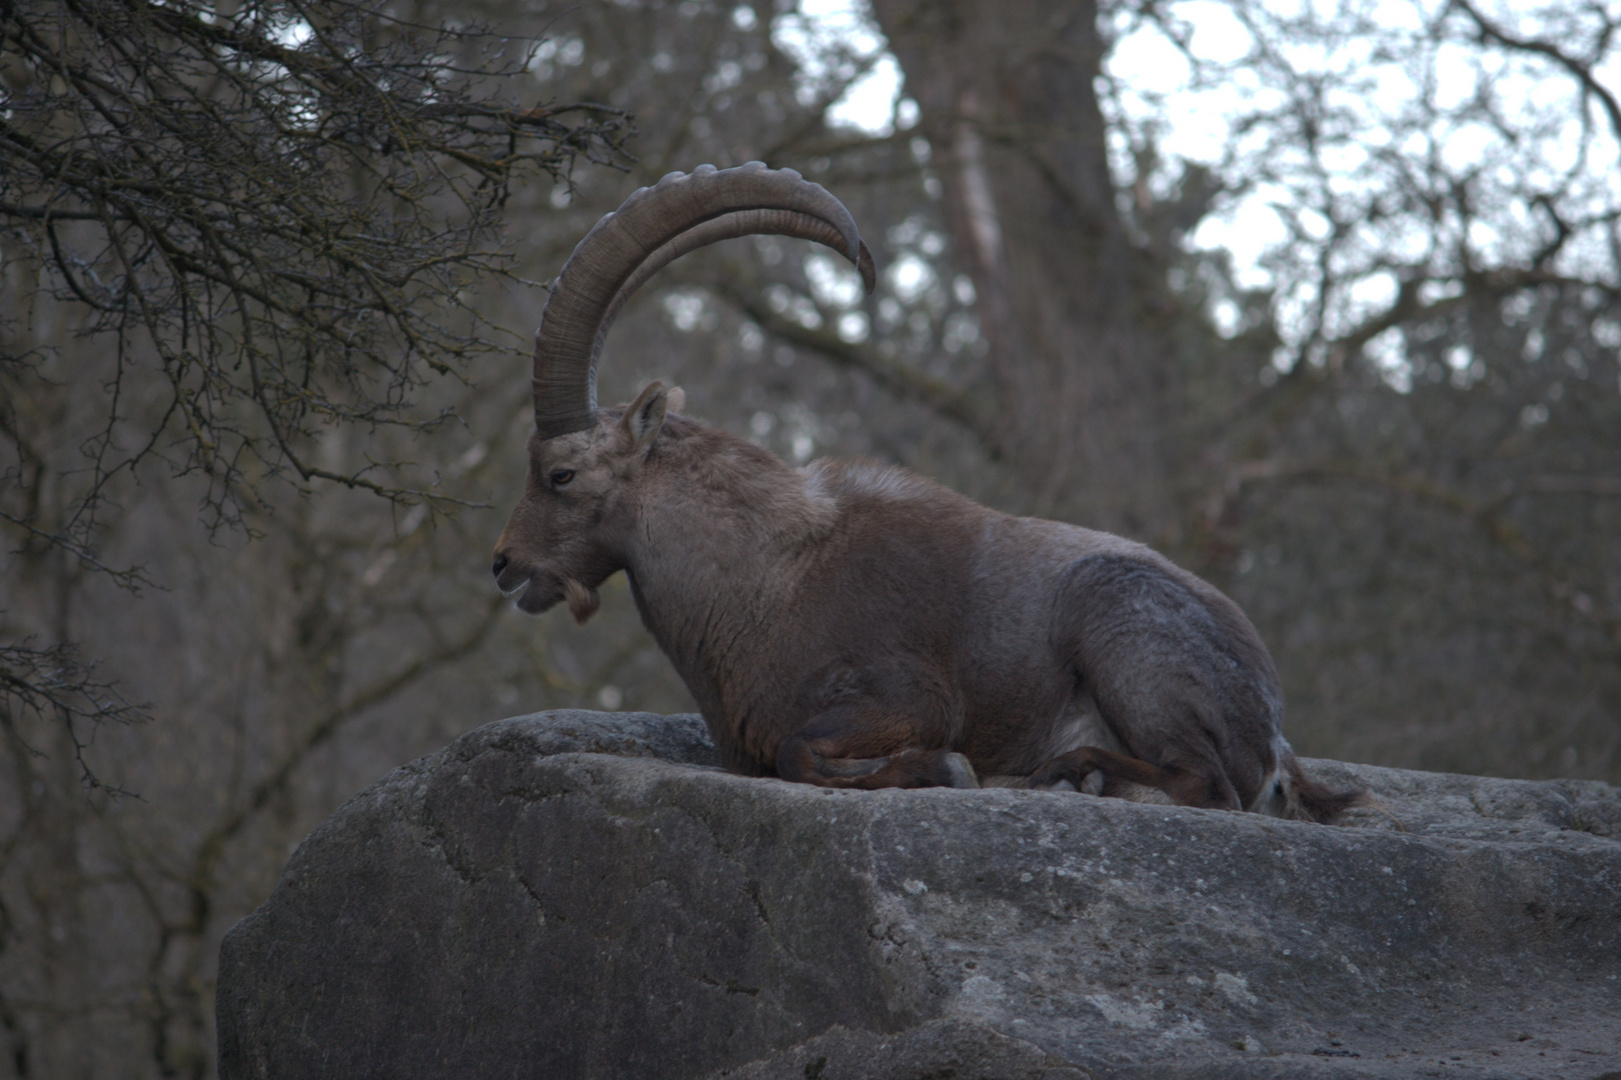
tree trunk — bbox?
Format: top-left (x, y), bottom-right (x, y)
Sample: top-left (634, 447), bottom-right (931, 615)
top-left (870, 0), bottom-right (1178, 539)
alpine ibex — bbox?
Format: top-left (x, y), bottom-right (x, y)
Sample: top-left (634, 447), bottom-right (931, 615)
top-left (493, 162), bottom-right (1362, 823)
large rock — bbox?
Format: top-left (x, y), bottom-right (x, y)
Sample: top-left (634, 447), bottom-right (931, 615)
top-left (217, 711), bottom-right (1621, 1080)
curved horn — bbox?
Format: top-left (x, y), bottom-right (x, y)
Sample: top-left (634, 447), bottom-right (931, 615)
top-left (533, 162), bottom-right (877, 440)
top-left (593, 213), bottom-right (875, 383)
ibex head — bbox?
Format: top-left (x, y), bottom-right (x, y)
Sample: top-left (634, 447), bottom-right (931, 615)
top-left (493, 382), bottom-right (677, 622)
top-left (492, 162), bottom-right (874, 623)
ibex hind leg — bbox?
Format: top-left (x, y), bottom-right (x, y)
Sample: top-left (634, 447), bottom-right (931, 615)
top-left (1031, 746), bottom-right (1242, 811)
top-left (782, 746), bottom-right (979, 790)
top-left (1053, 555), bottom-right (1282, 812)
top-left (776, 709), bottom-right (979, 790)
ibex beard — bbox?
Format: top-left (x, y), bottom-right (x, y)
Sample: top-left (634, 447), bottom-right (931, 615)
top-left (492, 163), bottom-right (1364, 824)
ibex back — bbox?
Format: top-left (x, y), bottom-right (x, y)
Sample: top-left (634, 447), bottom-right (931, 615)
top-left (493, 163), bottom-right (1362, 823)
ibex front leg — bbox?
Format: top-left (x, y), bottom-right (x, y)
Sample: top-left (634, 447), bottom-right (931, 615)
top-left (775, 706), bottom-right (979, 790)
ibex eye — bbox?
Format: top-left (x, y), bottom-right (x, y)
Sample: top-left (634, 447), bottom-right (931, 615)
top-left (550, 469), bottom-right (575, 486)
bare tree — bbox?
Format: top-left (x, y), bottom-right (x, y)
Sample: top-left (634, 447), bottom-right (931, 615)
top-left (861, 0), bottom-right (1182, 535)
top-left (1092, 0), bottom-right (1621, 777)
top-left (0, 2), bottom-right (631, 1075)
top-left (0, 0), bottom-right (630, 769)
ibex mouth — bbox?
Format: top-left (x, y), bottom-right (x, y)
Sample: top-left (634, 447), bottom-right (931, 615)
top-left (514, 573), bottom-right (566, 616)
top-left (495, 564), bottom-right (563, 614)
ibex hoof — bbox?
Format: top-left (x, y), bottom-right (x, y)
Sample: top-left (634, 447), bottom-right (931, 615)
top-left (942, 753), bottom-right (980, 789)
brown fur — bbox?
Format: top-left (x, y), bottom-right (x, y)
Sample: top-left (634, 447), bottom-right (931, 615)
top-left (493, 383), bottom-right (1364, 823)
top-left (563, 578), bottom-right (601, 624)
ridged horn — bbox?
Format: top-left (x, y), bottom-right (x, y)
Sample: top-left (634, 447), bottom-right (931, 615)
top-left (533, 162), bottom-right (877, 440)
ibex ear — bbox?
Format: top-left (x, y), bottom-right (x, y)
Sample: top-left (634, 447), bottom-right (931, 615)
top-left (622, 381), bottom-right (668, 456)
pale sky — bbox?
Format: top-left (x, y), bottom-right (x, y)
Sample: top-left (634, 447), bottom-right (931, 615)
top-left (779, 0), bottom-right (1621, 386)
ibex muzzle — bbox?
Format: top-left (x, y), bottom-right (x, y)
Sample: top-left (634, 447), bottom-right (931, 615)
top-left (493, 163), bottom-right (1362, 823)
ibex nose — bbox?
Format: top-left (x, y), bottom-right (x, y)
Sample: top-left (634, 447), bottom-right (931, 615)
top-left (491, 554), bottom-right (508, 579)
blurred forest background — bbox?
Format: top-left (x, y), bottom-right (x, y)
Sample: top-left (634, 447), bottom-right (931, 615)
top-left (2, 0), bottom-right (1618, 1074)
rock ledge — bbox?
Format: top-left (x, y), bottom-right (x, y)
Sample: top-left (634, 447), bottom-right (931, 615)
top-left (217, 710), bottom-right (1621, 1080)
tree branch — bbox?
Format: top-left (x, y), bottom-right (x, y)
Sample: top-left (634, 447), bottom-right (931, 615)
top-left (1452, 0), bottom-right (1621, 141)
top-left (710, 281), bottom-right (1003, 453)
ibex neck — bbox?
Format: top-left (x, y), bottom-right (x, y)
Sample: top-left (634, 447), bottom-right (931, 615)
top-left (622, 427), bottom-right (836, 727)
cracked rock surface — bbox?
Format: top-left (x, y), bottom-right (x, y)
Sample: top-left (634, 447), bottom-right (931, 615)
top-left (216, 711), bottom-right (1621, 1080)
